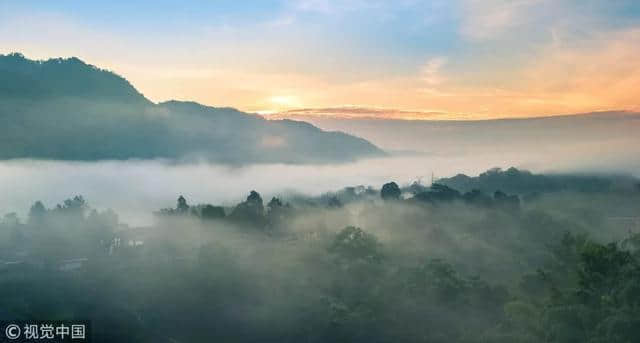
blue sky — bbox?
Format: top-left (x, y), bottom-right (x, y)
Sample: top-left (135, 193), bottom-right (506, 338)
top-left (1, 0), bottom-right (640, 118)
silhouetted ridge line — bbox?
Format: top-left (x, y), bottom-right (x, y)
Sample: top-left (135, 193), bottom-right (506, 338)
top-left (0, 53), bottom-right (384, 163)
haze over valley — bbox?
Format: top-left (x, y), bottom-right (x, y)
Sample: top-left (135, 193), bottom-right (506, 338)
top-left (2, 1), bottom-right (640, 342)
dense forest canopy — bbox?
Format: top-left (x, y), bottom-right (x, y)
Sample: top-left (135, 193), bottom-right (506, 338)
top-left (436, 167), bottom-right (634, 195)
top-left (0, 53), bottom-right (383, 163)
top-left (2, 168), bottom-right (640, 342)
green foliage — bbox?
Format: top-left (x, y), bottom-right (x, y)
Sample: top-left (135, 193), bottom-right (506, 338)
top-left (329, 226), bottom-right (383, 263)
top-left (230, 190), bottom-right (265, 225)
top-left (176, 195), bottom-right (189, 213)
top-left (439, 167), bottom-right (618, 195)
top-left (380, 182), bottom-right (401, 200)
top-left (517, 235), bottom-right (640, 343)
top-left (200, 204), bottom-right (225, 220)
top-left (1, 171), bottom-right (639, 342)
top-left (412, 183), bottom-right (461, 203)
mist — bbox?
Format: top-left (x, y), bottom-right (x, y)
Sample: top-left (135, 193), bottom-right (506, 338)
top-left (2, 50), bottom-right (640, 343)
top-left (3, 163), bottom-right (639, 342)
top-left (3, 144), bottom-right (639, 226)
top-left (292, 111), bottom-right (640, 173)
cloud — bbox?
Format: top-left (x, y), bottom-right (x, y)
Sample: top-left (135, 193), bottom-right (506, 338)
top-left (293, 0), bottom-right (332, 13)
top-left (290, 0), bottom-right (381, 13)
top-left (268, 106), bottom-right (462, 120)
top-left (459, 0), bottom-right (544, 40)
top-left (520, 28), bottom-right (640, 112)
top-left (267, 14), bottom-right (296, 27)
top-left (420, 57), bottom-right (448, 86)
top-left (4, 1), bottom-right (638, 119)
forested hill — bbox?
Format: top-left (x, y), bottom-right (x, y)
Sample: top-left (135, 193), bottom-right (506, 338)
top-left (436, 167), bottom-right (638, 195)
top-left (0, 53), bottom-right (383, 163)
top-left (0, 53), bottom-right (150, 104)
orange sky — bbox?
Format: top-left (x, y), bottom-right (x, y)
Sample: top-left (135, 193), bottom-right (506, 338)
top-left (1, 1), bottom-right (639, 119)
top-left (104, 25), bottom-right (640, 119)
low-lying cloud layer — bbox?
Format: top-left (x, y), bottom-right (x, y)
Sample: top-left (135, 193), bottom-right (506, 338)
top-left (2, 145), bottom-right (639, 227)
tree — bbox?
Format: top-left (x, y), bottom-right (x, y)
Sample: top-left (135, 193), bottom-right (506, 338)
top-left (247, 191), bottom-right (262, 205)
top-left (266, 197), bottom-right (291, 229)
top-left (267, 197), bottom-right (283, 211)
top-left (578, 242), bottom-right (633, 301)
top-left (412, 183), bottom-right (460, 203)
top-left (408, 181), bottom-right (428, 195)
top-left (245, 191), bottom-right (264, 217)
top-left (327, 196), bottom-right (343, 208)
top-left (535, 237), bottom-right (640, 343)
top-left (229, 190), bottom-right (265, 225)
top-left (329, 226), bottom-right (383, 262)
top-left (200, 204), bottom-right (225, 220)
top-left (28, 201), bottom-right (47, 225)
top-left (381, 182), bottom-right (401, 200)
top-left (177, 195), bottom-right (189, 213)
top-left (462, 189), bottom-right (493, 207)
top-left (55, 195), bottom-right (87, 218)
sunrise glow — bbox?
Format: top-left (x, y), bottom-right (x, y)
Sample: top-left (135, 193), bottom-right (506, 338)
top-left (1, 1), bottom-right (639, 119)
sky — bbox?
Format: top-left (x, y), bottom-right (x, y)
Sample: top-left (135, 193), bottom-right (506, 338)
top-left (1, 0), bottom-right (640, 119)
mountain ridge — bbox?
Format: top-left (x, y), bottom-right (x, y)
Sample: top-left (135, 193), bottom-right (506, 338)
top-left (0, 53), bottom-right (384, 164)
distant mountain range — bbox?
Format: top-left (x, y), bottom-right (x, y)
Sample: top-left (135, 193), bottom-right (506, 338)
top-left (0, 53), bottom-right (383, 163)
top-left (280, 108), bottom-right (640, 155)
top-left (274, 107), bottom-right (640, 175)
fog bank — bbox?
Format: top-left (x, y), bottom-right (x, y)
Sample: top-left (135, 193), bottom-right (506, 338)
top-left (2, 151), bottom-right (639, 225)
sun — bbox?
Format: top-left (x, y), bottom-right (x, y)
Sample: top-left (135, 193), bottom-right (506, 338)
top-left (269, 95), bottom-right (301, 108)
